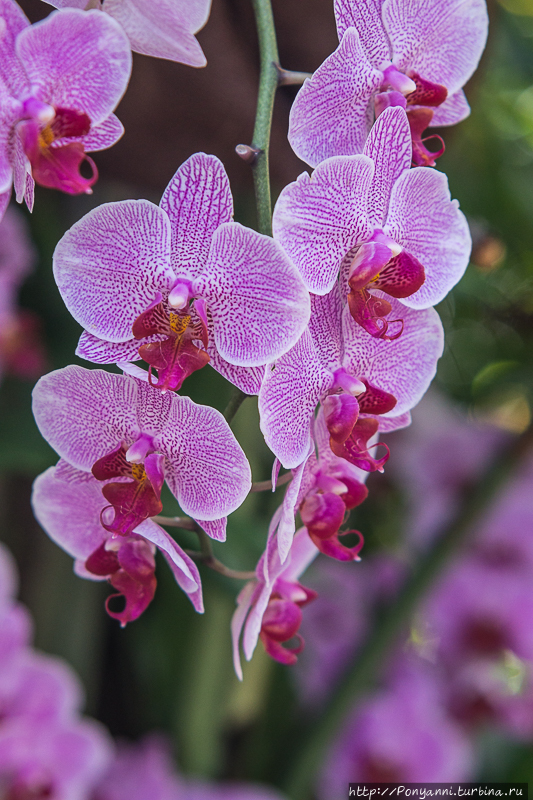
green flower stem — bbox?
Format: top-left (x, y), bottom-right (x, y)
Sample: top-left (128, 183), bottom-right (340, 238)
top-left (250, 0), bottom-right (280, 237)
top-left (284, 425), bottom-right (533, 800)
top-left (223, 387), bottom-right (248, 423)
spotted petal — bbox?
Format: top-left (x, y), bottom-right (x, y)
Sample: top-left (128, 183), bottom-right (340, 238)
top-left (16, 9), bottom-right (131, 127)
top-left (288, 29), bottom-right (383, 167)
top-left (0, 0), bottom-right (30, 96)
top-left (342, 299), bottom-right (444, 416)
top-left (383, 0), bottom-right (488, 97)
top-left (430, 90), bottom-right (470, 127)
top-left (334, 0), bottom-right (391, 66)
top-left (384, 167), bottom-right (471, 309)
top-left (273, 156), bottom-right (374, 295)
top-left (160, 153), bottom-right (233, 279)
top-left (194, 222), bottom-right (310, 367)
top-left (53, 200), bottom-right (174, 343)
top-left (363, 106), bottom-right (411, 228)
top-left (259, 331), bottom-right (335, 469)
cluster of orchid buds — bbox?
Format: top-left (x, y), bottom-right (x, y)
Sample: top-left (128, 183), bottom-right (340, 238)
top-left (0, 0), bottom-right (489, 677)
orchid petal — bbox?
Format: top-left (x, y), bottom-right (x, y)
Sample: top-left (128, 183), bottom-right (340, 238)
top-left (80, 114), bottom-right (125, 152)
top-left (383, 0), bottom-right (488, 97)
top-left (280, 528), bottom-right (319, 583)
top-left (207, 350), bottom-right (264, 395)
top-left (76, 332), bottom-right (146, 364)
top-left (195, 516), bottom-right (227, 542)
top-left (32, 366), bottom-right (140, 471)
top-left (16, 9), bottom-right (131, 126)
top-left (288, 29), bottom-right (383, 167)
top-left (53, 200), bottom-right (174, 343)
top-left (430, 90), bottom-right (470, 127)
top-left (0, 189), bottom-right (11, 221)
top-left (342, 299), bottom-right (444, 416)
top-left (384, 167), bottom-right (471, 309)
top-left (273, 156), bottom-right (374, 295)
top-left (158, 394), bottom-right (251, 520)
top-left (334, 0), bottom-right (391, 66)
top-left (307, 287), bottom-right (345, 373)
top-left (104, 0), bottom-right (208, 66)
top-left (231, 581), bottom-right (256, 681)
top-left (0, 0), bottom-right (30, 95)
top-left (160, 153), bottom-right (233, 280)
top-left (259, 330), bottom-right (334, 469)
top-left (195, 222), bottom-right (310, 366)
top-left (363, 106), bottom-right (411, 227)
top-left (276, 447), bottom-right (315, 563)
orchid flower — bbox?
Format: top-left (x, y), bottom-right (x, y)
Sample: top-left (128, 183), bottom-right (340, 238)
top-left (259, 284), bottom-right (443, 471)
top-left (32, 460), bottom-right (204, 625)
top-left (44, 0), bottom-right (212, 67)
top-left (232, 526), bottom-right (319, 679)
top-left (32, 366), bottom-right (251, 545)
top-left (0, 0), bottom-right (131, 211)
top-left (288, 0), bottom-right (488, 167)
top-left (275, 107), bottom-right (471, 338)
top-left (53, 153), bottom-right (310, 393)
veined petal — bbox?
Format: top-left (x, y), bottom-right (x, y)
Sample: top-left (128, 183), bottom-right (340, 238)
top-left (280, 527), bottom-right (319, 583)
top-left (383, 0), bottom-right (489, 97)
top-left (334, 0), bottom-right (391, 66)
top-left (195, 516), bottom-right (227, 542)
top-left (160, 153), bottom-right (233, 279)
top-left (231, 580), bottom-right (257, 681)
top-left (0, 0), bottom-right (30, 96)
top-left (276, 449), bottom-right (314, 563)
top-left (16, 9), bottom-right (132, 127)
top-left (341, 299), bottom-right (444, 416)
top-left (76, 332), bottom-right (147, 364)
top-left (430, 90), bottom-right (470, 127)
top-left (207, 348), bottom-right (264, 395)
top-left (288, 29), bottom-right (383, 167)
top-left (80, 114), bottom-right (124, 152)
top-left (53, 200), bottom-right (174, 343)
top-left (104, 0), bottom-right (208, 66)
top-left (32, 366), bottom-right (140, 471)
top-left (195, 222), bottom-right (310, 366)
top-left (308, 286), bottom-right (344, 372)
top-left (31, 462), bottom-right (106, 560)
top-left (363, 106), bottom-right (411, 228)
top-left (259, 330), bottom-right (335, 469)
top-left (0, 189), bottom-right (11, 221)
top-left (157, 394), bottom-right (251, 520)
top-left (273, 156), bottom-right (374, 296)
top-left (385, 167), bottom-right (471, 309)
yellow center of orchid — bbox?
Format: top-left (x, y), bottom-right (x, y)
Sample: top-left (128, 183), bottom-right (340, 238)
top-left (131, 463), bottom-right (146, 481)
top-left (169, 313), bottom-right (191, 336)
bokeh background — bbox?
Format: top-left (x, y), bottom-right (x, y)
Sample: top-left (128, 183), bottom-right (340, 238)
top-left (3, 0), bottom-right (533, 794)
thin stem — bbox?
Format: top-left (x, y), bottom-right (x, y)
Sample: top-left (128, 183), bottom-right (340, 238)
top-left (250, 471), bottom-right (292, 492)
top-left (250, 0), bottom-right (280, 236)
top-left (275, 65), bottom-right (311, 86)
top-left (185, 549), bottom-right (256, 581)
top-left (223, 387), bottom-right (248, 424)
top-left (153, 515), bottom-right (197, 530)
top-left (284, 425), bottom-right (533, 800)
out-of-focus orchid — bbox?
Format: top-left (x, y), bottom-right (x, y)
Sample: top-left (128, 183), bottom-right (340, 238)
top-left (0, 0), bottom-right (131, 211)
top-left (53, 153), bottom-right (309, 393)
top-left (288, 0), bottom-right (488, 167)
top-left (32, 366), bottom-right (251, 541)
top-left (0, 207), bottom-right (45, 381)
top-left (93, 735), bottom-right (288, 800)
top-left (319, 658), bottom-right (474, 793)
top-left (232, 527), bottom-right (319, 679)
top-left (275, 107), bottom-right (471, 337)
top-left (32, 461), bottom-right (203, 625)
top-left (44, 0), bottom-right (212, 67)
top-left (259, 284), bottom-right (443, 470)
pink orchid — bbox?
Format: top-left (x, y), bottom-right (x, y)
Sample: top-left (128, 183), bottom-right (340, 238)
top-left (0, 0), bottom-right (131, 211)
top-left (32, 460), bottom-right (204, 625)
top-left (53, 153), bottom-right (309, 393)
top-left (288, 0), bottom-right (488, 167)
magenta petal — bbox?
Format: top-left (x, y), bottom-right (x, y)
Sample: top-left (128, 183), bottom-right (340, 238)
top-left (195, 516), bottom-right (227, 542)
top-left (430, 90), bottom-right (470, 127)
top-left (323, 394), bottom-right (359, 443)
top-left (0, 0), bottom-right (30, 96)
top-left (372, 249), bottom-right (426, 299)
top-left (273, 156), bottom-right (374, 295)
top-left (16, 8), bottom-right (131, 126)
top-left (207, 347), bottom-right (264, 395)
top-left (231, 581), bottom-right (256, 680)
top-left (80, 114), bottom-right (125, 152)
top-left (53, 200), bottom-right (174, 343)
top-left (342, 299), bottom-right (444, 417)
top-left (259, 331), bottom-right (335, 469)
top-left (383, 0), bottom-right (488, 97)
top-left (156, 393), bottom-right (251, 520)
top-left (76, 332), bottom-right (145, 364)
top-left (288, 29), bottom-right (383, 166)
top-left (160, 153), bottom-right (233, 279)
top-left (384, 167), bottom-right (471, 309)
top-left (196, 222), bottom-right (310, 366)
top-left (301, 492), bottom-right (346, 540)
top-left (31, 462), bottom-right (107, 560)
top-left (32, 366), bottom-right (140, 471)
top-left (334, 0), bottom-right (391, 66)
top-left (363, 106), bottom-right (412, 228)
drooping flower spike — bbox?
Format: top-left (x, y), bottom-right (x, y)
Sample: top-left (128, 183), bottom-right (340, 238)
top-left (32, 461), bottom-right (203, 625)
top-left (288, 0), bottom-right (488, 167)
top-left (53, 153), bottom-right (310, 393)
top-left (274, 107), bottom-right (471, 338)
top-left (44, 0), bottom-right (212, 67)
top-left (32, 366), bottom-right (251, 542)
top-left (0, 0), bottom-right (131, 212)
top-left (232, 525), bottom-right (319, 680)
top-left (259, 284), bottom-right (443, 470)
